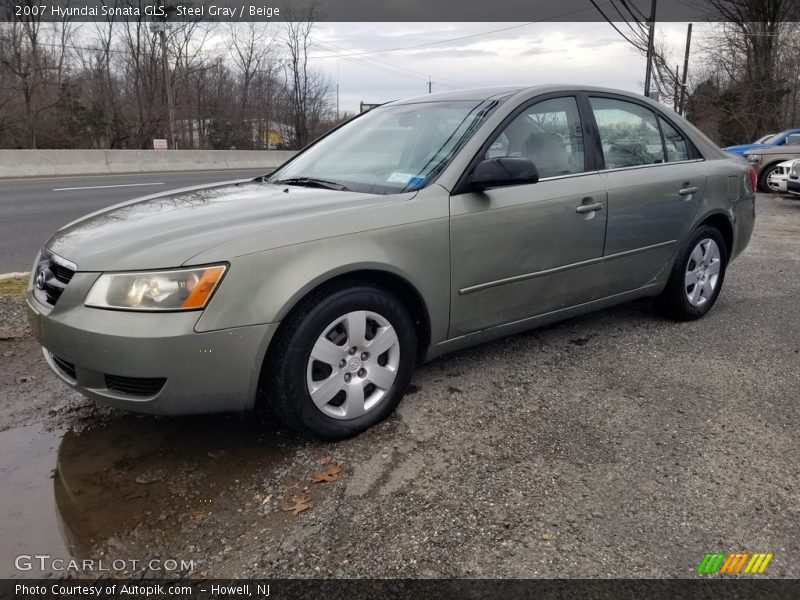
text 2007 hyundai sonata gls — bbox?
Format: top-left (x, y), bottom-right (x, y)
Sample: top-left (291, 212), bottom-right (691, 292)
top-left (28, 85), bottom-right (756, 440)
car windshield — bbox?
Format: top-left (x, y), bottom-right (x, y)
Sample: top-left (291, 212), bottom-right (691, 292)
top-left (269, 100), bottom-right (497, 195)
top-left (760, 134), bottom-right (779, 144)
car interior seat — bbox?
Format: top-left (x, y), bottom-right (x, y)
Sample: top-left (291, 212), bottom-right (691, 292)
top-left (524, 132), bottom-right (570, 178)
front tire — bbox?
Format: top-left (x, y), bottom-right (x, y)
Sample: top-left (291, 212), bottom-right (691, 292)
top-left (759, 162), bottom-right (783, 193)
top-left (265, 284), bottom-right (417, 440)
top-left (655, 226), bottom-right (728, 321)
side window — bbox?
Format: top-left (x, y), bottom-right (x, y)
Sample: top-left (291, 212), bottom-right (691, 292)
top-left (485, 96), bottom-right (586, 178)
top-left (786, 133), bottom-right (800, 146)
top-left (590, 97), bottom-right (665, 168)
top-left (659, 117), bottom-right (690, 162)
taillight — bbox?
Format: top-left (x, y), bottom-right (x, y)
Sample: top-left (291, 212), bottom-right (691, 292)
top-left (747, 168), bottom-right (757, 193)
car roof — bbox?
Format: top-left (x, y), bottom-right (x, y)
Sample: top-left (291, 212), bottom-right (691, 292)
top-left (391, 86), bottom-right (527, 104)
top-left (391, 84), bottom-right (678, 109)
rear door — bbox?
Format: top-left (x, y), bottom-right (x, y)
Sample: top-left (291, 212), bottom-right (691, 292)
top-left (586, 95), bottom-right (707, 295)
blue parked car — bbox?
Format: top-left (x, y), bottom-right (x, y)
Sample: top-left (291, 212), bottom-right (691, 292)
top-left (724, 128), bottom-right (800, 155)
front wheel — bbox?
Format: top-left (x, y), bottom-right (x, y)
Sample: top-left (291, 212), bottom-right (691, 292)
top-left (265, 284), bottom-right (417, 440)
top-left (654, 226), bottom-right (728, 321)
top-left (759, 163), bottom-right (783, 193)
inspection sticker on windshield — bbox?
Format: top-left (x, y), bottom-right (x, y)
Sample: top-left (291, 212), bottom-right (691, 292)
top-left (387, 172), bottom-right (422, 185)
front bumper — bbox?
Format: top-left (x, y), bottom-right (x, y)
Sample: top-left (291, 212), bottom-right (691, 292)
top-left (767, 173), bottom-right (788, 193)
top-left (27, 273), bottom-right (278, 415)
top-left (788, 178), bottom-right (800, 197)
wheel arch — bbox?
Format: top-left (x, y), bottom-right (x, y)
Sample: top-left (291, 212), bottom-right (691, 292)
top-left (264, 266), bottom-right (432, 369)
top-left (696, 211), bottom-right (734, 260)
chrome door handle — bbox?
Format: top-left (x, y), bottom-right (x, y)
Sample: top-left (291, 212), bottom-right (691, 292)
top-left (678, 186), bottom-right (698, 196)
top-left (576, 202), bottom-right (604, 213)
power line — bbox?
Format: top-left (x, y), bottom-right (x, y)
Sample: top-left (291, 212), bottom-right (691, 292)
top-left (589, 0), bottom-right (642, 48)
top-left (307, 3), bottom-right (615, 61)
top-left (309, 42), bottom-right (425, 84)
top-left (310, 37), bottom-right (471, 88)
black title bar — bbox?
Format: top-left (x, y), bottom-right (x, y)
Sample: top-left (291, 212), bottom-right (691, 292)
top-left (4, 0), bottom-right (797, 23)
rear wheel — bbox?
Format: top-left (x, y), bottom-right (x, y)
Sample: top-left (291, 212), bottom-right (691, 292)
top-left (265, 284), bottom-right (416, 440)
top-left (655, 226), bottom-right (728, 321)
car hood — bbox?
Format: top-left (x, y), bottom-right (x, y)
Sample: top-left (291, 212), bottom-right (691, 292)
top-left (46, 180), bottom-right (389, 271)
top-left (724, 143), bottom-right (769, 154)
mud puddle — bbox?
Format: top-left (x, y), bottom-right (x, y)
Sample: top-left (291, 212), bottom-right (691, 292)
top-left (0, 413), bottom-right (297, 578)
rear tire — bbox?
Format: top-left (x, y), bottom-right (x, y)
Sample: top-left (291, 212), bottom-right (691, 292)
top-left (265, 283), bottom-right (416, 440)
top-left (654, 226), bottom-right (728, 321)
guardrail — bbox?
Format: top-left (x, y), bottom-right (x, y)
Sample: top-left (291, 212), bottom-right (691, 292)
top-left (0, 150), bottom-right (297, 178)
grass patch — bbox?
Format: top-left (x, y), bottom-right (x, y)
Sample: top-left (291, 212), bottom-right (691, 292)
top-left (0, 276), bottom-right (28, 298)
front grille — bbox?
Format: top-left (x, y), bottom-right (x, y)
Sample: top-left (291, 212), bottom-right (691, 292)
top-left (51, 355), bottom-right (76, 379)
top-left (52, 263), bottom-right (75, 284)
top-left (105, 374), bottom-right (166, 397)
top-left (35, 250), bottom-right (76, 306)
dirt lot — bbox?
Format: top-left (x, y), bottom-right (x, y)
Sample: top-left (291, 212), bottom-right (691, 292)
top-left (1, 193), bottom-right (798, 579)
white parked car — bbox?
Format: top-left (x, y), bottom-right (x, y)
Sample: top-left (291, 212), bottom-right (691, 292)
top-left (766, 159), bottom-right (798, 194)
top-left (788, 160), bottom-right (800, 197)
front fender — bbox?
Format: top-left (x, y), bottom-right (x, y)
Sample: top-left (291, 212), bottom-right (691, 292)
top-left (194, 218), bottom-right (451, 347)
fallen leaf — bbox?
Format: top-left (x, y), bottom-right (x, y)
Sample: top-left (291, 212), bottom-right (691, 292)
top-left (311, 464), bottom-right (343, 483)
top-left (186, 511), bottom-right (207, 525)
top-left (540, 532), bottom-right (553, 541)
top-left (282, 495), bottom-right (313, 515)
top-left (319, 455), bottom-right (333, 465)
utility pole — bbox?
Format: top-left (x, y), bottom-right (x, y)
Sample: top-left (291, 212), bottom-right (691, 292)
top-left (678, 23), bottom-right (692, 115)
top-left (673, 65), bottom-right (679, 110)
top-left (643, 0), bottom-right (657, 98)
top-left (151, 3), bottom-right (177, 149)
top-left (427, 76), bottom-right (432, 94)
top-left (336, 84), bottom-right (339, 121)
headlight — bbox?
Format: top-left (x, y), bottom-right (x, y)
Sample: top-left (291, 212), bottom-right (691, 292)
top-left (746, 154), bottom-right (760, 163)
top-left (85, 265), bottom-right (227, 311)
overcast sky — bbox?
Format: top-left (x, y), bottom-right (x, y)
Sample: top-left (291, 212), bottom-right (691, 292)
top-left (309, 22), bottom-right (709, 114)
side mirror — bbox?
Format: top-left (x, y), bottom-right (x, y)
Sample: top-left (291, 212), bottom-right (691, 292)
top-left (468, 157), bottom-right (539, 191)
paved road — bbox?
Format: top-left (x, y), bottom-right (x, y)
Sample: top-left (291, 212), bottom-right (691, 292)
top-left (0, 169), bottom-right (270, 273)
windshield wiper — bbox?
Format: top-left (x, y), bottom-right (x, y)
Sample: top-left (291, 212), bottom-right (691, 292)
top-left (271, 177), bottom-right (350, 191)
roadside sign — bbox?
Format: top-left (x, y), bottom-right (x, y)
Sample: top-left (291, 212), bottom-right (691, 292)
top-left (153, 139), bottom-right (168, 150)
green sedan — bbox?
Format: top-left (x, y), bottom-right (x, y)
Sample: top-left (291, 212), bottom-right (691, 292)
top-left (27, 85), bottom-right (756, 439)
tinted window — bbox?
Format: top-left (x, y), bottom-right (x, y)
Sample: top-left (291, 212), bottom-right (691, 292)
top-left (590, 97), bottom-right (664, 168)
top-left (486, 96), bottom-right (586, 178)
top-left (659, 116), bottom-right (690, 162)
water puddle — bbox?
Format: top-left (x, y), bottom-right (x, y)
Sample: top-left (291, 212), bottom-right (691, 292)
top-left (0, 414), bottom-right (297, 578)
top-left (0, 425), bottom-right (66, 577)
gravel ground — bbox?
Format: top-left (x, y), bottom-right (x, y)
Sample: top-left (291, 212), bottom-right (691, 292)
top-left (1, 193), bottom-right (798, 579)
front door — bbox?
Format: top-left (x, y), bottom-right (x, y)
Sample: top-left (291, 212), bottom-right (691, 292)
top-left (449, 95), bottom-right (607, 338)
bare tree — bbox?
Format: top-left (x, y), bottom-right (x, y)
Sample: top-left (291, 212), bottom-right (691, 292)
top-left (687, 0), bottom-right (798, 144)
top-left (0, 17), bottom-right (74, 147)
top-left (0, 16), bottom-right (338, 150)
